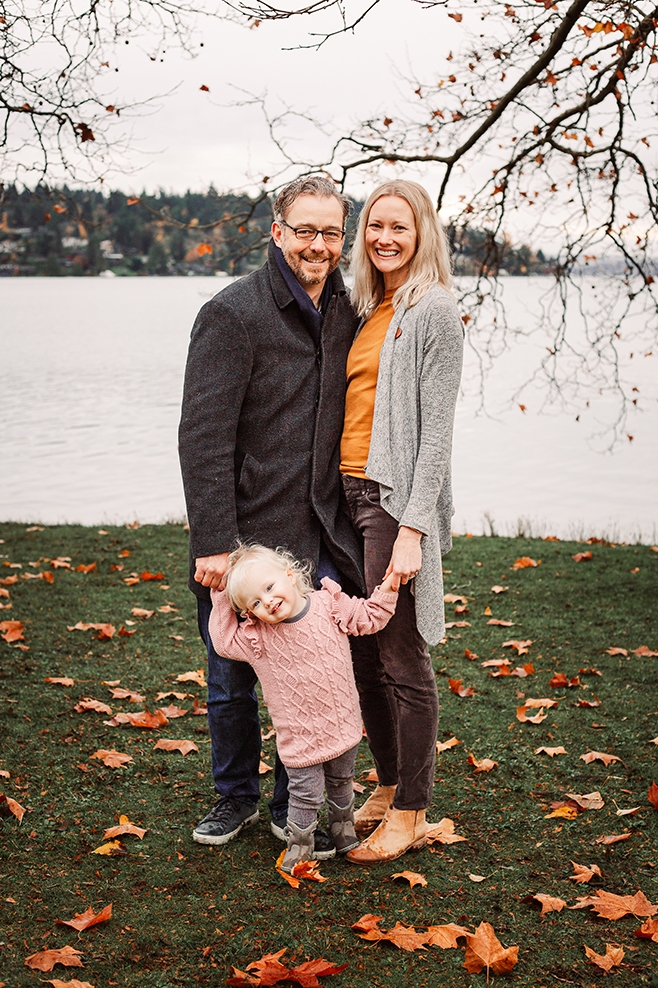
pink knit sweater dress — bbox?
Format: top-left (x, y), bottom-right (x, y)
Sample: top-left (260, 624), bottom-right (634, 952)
top-left (208, 578), bottom-right (397, 769)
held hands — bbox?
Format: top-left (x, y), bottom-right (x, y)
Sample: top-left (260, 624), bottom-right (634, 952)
top-left (383, 526), bottom-right (422, 593)
top-left (194, 552), bottom-right (230, 590)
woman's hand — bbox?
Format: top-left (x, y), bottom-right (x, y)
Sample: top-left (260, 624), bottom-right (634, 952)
top-left (195, 552), bottom-right (230, 590)
top-left (383, 526), bottom-right (422, 592)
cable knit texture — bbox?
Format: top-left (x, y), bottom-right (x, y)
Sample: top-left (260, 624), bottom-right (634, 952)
top-left (208, 578), bottom-right (397, 768)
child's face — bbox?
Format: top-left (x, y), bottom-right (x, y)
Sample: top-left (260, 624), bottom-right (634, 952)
top-left (242, 562), bottom-right (307, 625)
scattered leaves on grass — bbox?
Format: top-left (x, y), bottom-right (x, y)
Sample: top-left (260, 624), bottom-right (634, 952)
top-left (569, 862), bottom-right (603, 883)
top-left (584, 943), bottom-right (624, 972)
top-left (425, 923), bottom-right (470, 948)
top-left (464, 648), bottom-right (479, 660)
top-left (536, 746), bottom-right (567, 757)
top-left (449, 679), bottom-right (475, 697)
top-left (517, 705), bottom-right (547, 724)
top-left (580, 751), bottom-right (622, 766)
top-left (155, 691), bottom-right (190, 701)
top-left (634, 645), bottom-right (658, 657)
top-left (579, 666), bottom-right (603, 676)
top-left (595, 833), bottom-right (632, 846)
top-left (24, 946), bottom-right (84, 971)
top-left (391, 871), bottom-right (427, 888)
top-left (634, 918), bottom-right (658, 941)
top-left (227, 948), bottom-right (347, 987)
top-left (0, 620), bottom-right (26, 642)
top-left (175, 669), bottom-right (207, 686)
top-left (511, 556), bottom-right (539, 569)
top-left (67, 622), bottom-right (115, 639)
top-left (74, 562), bottom-right (97, 574)
top-left (141, 571), bottom-right (164, 581)
top-left (463, 922), bottom-right (519, 975)
top-left (104, 708), bottom-right (168, 729)
top-left (467, 754), bottom-right (498, 773)
top-left (259, 759), bottom-right (272, 774)
top-left (74, 698), bottom-right (113, 715)
top-left (191, 698), bottom-right (208, 715)
top-left (503, 639), bottom-right (533, 654)
top-left (56, 904), bottom-right (112, 931)
top-left (545, 804), bottom-right (580, 820)
top-left (426, 817), bottom-right (467, 844)
top-left (566, 791), bottom-right (605, 810)
top-left (0, 793), bottom-right (25, 822)
top-left (131, 607), bottom-right (154, 619)
top-left (154, 739), bottom-right (198, 756)
top-left (576, 697), bottom-right (601, 708)
top-left (573, 551), bottom-right (593, 562)
top-left (103, 815), bottom-right (147, 840)
top-left (158, 704), bottom-right (188, 719)
top-left (529, 893), bottom-right (568, 916)
top-left (605, 647), bottom-right (628, 656)
top-left (90, 749), bottom-right (133, 768)
top-left (45, 677), bottom-right (75, 687)
top-left (487, 618), bottom-right (514, 627)
top-left (572, 889), bottom-right (656, 919)
top-left (354, 918), bottom-right (429, 952)
top-left (444, 593), bottom-right (468, 604)
top-left (108, 688), bottom-right (145, 703)
top-left (550, 672), bottom-right (581, 688)
top-left (436, 736), bottom-right (460, 753)
top-left (648, 782), bottom-right (658, 809)
top-left (91, 839), bottom-right (127, 856)
top-left (445, 620), bottom-right (471, 628)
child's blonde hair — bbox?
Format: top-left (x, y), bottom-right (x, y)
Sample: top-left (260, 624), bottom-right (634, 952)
top-left (225, 543), bottom-right (315, 613)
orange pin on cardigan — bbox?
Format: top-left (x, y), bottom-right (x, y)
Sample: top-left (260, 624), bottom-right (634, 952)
top-left (395, 326), bottom-right (402, 339)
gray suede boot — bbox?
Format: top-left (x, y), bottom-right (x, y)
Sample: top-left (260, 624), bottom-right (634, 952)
top-left (327, 797), bottom-right (360, 854)
top-left (280, 819), bottom-right (317, 874)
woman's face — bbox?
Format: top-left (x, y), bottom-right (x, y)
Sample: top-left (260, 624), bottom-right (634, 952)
top-left (364, 195), bottom-right (418, 289)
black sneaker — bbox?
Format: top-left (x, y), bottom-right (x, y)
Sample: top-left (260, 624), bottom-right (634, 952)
top-left (192, 796), bottom-right (259, 845)
top-left (270, 814), bottom-right (336, 860)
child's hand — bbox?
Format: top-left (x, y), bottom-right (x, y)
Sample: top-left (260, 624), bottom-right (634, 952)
top-left (380, 571), bottom-right (399, 594)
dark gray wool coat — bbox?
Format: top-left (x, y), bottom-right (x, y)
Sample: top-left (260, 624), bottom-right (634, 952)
top-left (178, 240), bottom-right (364, 600)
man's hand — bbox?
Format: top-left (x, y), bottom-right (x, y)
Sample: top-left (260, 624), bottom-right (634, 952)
top-left (383, 526), bottom-right (422, 592)
top-left (195, 553), bottom-right (230, 590)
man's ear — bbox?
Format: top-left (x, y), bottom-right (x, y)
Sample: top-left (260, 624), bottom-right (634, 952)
top-left (272, 221), bottom-right (283, 248)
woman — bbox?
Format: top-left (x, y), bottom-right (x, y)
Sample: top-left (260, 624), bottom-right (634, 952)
top-left (340, 180), bottom-right (463, 863)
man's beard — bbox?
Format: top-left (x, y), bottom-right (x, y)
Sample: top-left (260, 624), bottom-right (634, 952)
top-left (281, 244), bottom-right (341, 286)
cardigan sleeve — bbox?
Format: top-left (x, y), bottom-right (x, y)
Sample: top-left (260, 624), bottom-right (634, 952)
top-left (321, 578), bottom-right (398, 635)
top-left (178, 295), bottom-right (253, 561)
top-left (208, 589), bottom-right (259, 664)
top-left (399, 293), bottom-right (464, 534)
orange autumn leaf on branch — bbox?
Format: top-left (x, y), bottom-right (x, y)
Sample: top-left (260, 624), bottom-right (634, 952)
top-left (462, 922), bottom-right (519, 975)
top-left (56, 904), bottom-right (112, 931)
top-left (584, 943), bottom-right (624, 972)
top-left (24, 945), bottom-right (84, 972)
top-left (226, 948), bottom-right (347, 987)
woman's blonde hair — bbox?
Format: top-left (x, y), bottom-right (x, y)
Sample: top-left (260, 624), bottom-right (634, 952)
top-left (224, 543), bottom-right (315, 614)
top-left (350, 180), bottom-right (452, 319)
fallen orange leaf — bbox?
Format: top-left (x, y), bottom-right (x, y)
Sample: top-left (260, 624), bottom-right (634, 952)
top-left (449, 678), bottom-right (475, 697)
top-left (46, 981), bottom-right (95, 988)
top-left (463, 921), bottom-right (518, 975)
top-left (108, 688), bottom-right (145, 703)
top-left (487, 618), bottom-right (514, 627)
top-left (155, 691), bottom-right (190, 701)
top-left (191, 698), bottom-right (208, 715)
top-left (573, 551), bottom-right (593, 562)
top-left (24, 946), bottom-right (84, 972)
top-left (356, 919), bottom-right (429, 952)
top-left (56, 904), bottom-right (112, 932)
top-left (74, 698), bottom-right (113, 715)
top-left (154, 739), bottom-right (198, 756)
top-left (464, 648), bottom-right (479, 660)
top-left (580, 751), bottom-right (622, 766)
top-left (91, 840), bottom-right (127, 856)
top-left (545, 805), bottom-right (579, 820)
top-left (391, 870), bottom-right (427, 888)
top-left (516, 705), bottom-right (547, 724)
top-left (502, 639), bottom-right (533, 654)
top-left (634, 917), bottom-right (658, 942)
top-left (444, 593), bottom-right (468, 604)
top-left (531, 893), bottom-right (568, 916)
top-left (131, 607), bottom-right (154, 619)
top-left (140, 571), bottom-right (164, 581)
top-left (595, 832), bottom-right (632, 846)
top-left (0, 793), bottom-right (26, 822)
top-left (525, 697), bottom-right (558, 708)
top-left (648, 782), bottom-right (658, 809)
top-left (572, 889), bottom-right (656, 919)
top-left (258, 759), bottom-right (272, 774)
top-left (0, 620), bottom-right (25, 642)
top-left (104, 708), bottom-right (168, 729)
top-left (605, 647), bottom-right (628, 656)
top-left (511, 662), bottom-right (534, 677)
top-left (579, 666), bottom-right (602, 676)
top-left (103, 815), bottom-right (147, 840)
top-left (566, 791), bottom-right (604, 810)
top-left (226, 948), bottom-right (347, 987)
top-left (569, 861), bottom-right (602, 884)
top-left (467, 754), bottom-right (498, 773)
top-left (536, 746), bottom-right (567, 757)
top-left (436, 736), bottom-right (460, 753)
top-left (74, 563), bottom-right (97, 574)
top-left (577, 697), bottom-right (601, 708)
top-left (45, 677), bottom-right (75, 687)
top-left (425, 817), bottom-right (467, 844)
top-left (425, 923), bottom-right (470, 948)
top-left (550, 672), bottom-right (580, 688)
top-left (634, 645), bottom-right (658, 657)
top-left (511, 556), bottom-right (539, 569)
top-left (175, 669), bottom-right (207, 686)
top-left (90, 749), bottom-right (133, 768)
top-left (584, 943), bottom-right (624, 972)
top-left (67, 622), bottom-right (115, 640)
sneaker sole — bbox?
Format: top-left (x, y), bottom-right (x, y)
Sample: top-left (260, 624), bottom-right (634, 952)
top-left (192, 809), bottom-right (259, 845)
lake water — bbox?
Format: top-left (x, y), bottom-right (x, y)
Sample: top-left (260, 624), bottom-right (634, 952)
top-left (1, 276), bottom-right (656, 542)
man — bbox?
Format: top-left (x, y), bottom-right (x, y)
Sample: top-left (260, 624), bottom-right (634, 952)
top-left (178, 175), bottom-right (364, 849)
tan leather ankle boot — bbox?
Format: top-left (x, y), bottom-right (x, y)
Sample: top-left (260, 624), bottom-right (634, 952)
top-left (346, 807), bottom-right (427, 864)
top-left (353, 784), bottom-right (397, 836)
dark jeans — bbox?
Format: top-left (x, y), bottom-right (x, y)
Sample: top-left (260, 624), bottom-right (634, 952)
top-left (342, 475), bottom-right (439, 810)
top-left (196, 543), bottom-right (342, 818)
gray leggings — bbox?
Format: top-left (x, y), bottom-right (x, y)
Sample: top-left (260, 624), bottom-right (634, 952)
top-left (287, 744), bottom-right (359, 828)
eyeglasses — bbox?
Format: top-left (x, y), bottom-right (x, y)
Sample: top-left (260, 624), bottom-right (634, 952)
top-left (280, 220), bottom-right (345, 244)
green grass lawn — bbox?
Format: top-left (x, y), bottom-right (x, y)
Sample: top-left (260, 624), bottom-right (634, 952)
top-left (0, 522), bottom-right (656, 987)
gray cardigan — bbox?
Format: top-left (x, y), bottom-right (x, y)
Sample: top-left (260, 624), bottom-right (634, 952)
top-left (364, 285), bottom-right (464, 645)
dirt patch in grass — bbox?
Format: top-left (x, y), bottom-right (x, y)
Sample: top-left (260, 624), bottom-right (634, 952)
top-left (1, 523), bottom-right (657, 986)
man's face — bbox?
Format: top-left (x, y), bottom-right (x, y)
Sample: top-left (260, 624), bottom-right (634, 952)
top-left (272, 194), bottom-right (345, 295)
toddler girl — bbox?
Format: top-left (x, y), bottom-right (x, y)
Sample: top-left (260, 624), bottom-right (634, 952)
top-left (208, 543), bottom-right (397, 873)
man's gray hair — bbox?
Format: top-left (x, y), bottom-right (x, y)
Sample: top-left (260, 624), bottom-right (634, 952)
top-left (273, 175), bottom-right (350, 224)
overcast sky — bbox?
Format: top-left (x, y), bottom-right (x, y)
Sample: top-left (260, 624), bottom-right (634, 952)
top-left (109, 1), bottom-right (461, 203)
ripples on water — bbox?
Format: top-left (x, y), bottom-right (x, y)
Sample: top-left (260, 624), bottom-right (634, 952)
top-left (1, 276), bottom-right (656, 541)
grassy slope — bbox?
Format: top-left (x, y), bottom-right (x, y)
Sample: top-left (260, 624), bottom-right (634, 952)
top-left (0, 522), bottom-right (656, 988)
